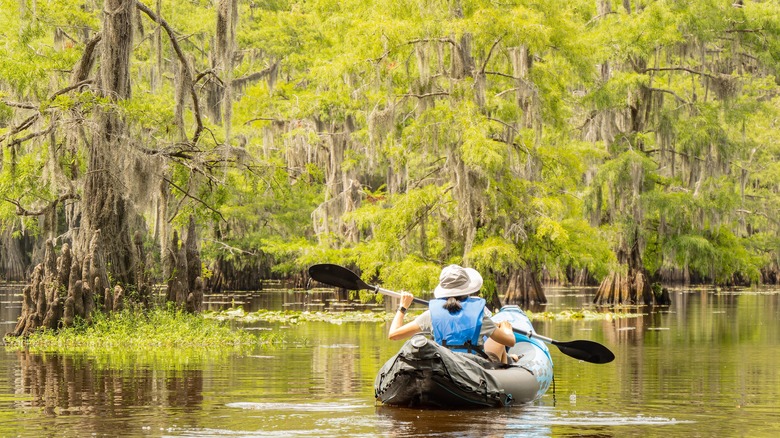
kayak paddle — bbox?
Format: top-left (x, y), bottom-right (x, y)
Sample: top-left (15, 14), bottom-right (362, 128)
top-left (308, 263), bottom-right (615, 364)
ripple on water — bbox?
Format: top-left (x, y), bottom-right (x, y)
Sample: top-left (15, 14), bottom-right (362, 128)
top-left (508, 410), bottom-right (695, 427)
top-left (318, 344), bottom-right (360, 349)
top-left (225, 401), bottom-right (367, 412)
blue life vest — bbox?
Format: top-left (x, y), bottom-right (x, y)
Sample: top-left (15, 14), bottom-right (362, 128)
top-left (430, 297), bottom-right (486, 355)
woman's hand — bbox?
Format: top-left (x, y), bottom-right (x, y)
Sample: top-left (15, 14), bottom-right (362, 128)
top-left (399, 291), bottom-right (414, 308)
top-left (388, 291), bottom-right (421, 341)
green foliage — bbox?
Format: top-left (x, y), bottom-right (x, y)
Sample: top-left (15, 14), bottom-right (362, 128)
top-left (3, 306), bottom-right (273, 353)
top-left (2, 0), bottom-right (780, 293)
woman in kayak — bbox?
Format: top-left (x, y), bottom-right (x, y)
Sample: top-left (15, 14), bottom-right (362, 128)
top-left (388, 264), bottom-right (516, 363)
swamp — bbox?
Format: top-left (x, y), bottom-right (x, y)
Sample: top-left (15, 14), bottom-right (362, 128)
top-left (2, 0), bottom-right (780, 436)
top-left (1, 283), bottom-right (779, 437)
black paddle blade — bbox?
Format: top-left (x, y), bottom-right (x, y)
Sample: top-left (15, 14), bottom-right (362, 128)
top-left (553, 340), bottom-right (615, 364)
top-left (308, 264), bottom-right (370, 291)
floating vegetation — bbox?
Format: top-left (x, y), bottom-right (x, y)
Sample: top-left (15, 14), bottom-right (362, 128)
top-left (525, 309), bottom-right (643, 321)
top-left (204, 307), bottom-right (640, 325)
top-left (204, 307), bottom-right (400, 325)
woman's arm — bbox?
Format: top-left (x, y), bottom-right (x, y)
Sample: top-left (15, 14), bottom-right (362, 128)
top-left (488, 320), bottom-right (516, 347)
top-left (388, 320), bottom-right (422, 340)
top-left (387, 291), bottom-right (421, 340)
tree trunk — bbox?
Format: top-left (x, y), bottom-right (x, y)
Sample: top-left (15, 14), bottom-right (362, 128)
top-left (8, 0), bottom-right (209, 337)
top-left (594, 230), bottom-right (656, 305)
top-left (164, 217), bottom-right (204, 312)
top-left (503, 266), bottom-right (547, 307)
top-left (206, 0), bottom-right (237, 127)
top-left (74, 0), bottom-right (135, 286)
top-left (0, 229), bottom-right (28, 281)
top-left (12, 238), bottom-right (107, 336)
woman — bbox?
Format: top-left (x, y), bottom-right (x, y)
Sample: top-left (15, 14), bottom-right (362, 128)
top-left (388, 264), bottom-right (516, 363)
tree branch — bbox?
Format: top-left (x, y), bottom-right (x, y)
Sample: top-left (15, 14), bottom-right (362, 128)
top-left (479, 34), bottom-right (505, 75)
top-left (70, 33), bottom-right (102, 84)
top-left (162, 176), bottom-right (226, 222)
top-left (232, 62), bottom-right (278, 89)
top-left (0, 100), bottom-right (37, 110)
top-left (648, 87), bottom-right (691, 105)
top-left (3, 193), bottom-right (81, 217)
top-left (51, 79), bottom-right (94, 100)
top-left (136, 1), bottom-right (204, 144)
top-left (202, 238), bottom-right (257, 255)
top-left (642, 66), bottom-right (720, 81)
top-left (486, 116), bottom-right (519, 135)
top-left (0, 115), bottom-right (38, 144)
top-left (402, 91), bottom-right (450, 99)
top-left (368, 38), bottom-right (456, 64)
top-left (485, 70), bottom-right (521, 80)
top-left (7, 124), bottom-right (55, 147)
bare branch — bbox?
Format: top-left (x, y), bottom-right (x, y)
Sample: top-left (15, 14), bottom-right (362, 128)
top-left (495, 87), bottom-right (520, 98)
top-left (485, 70), bottom-right (521, 80)
top-left (1, 100), bottom-right (37, 110)
top-left (70, 33), bottom-right (102, 84)
top-left (0, 115), bottom-right (39, 144)
top-left (486, 116), bottom-right (519, 135)
top-left (3, 193), bottom-right (81, 217)
top-left (194, 69), bottom-right (223, 86)
top-left (368, 37), bottom-right (456, 64)
top-left (479, 34), bottom-right (505, 75)
top-left (162, 176), bottom-right (226, 222)
top-left (8, 124), bottom-right (55, 147)
top-left (402, 91), bottom-right (450, 99)
top-left (648, 87), bottom-right (691, 105)
top-left (642, 66), bottom-right (720, 81)
top-left (202, 238), bottom-right (257, 255)
top-left (232, 62), bottom-right (278, 89)
top-left (51, 79), bottom-right (94, 100)
top-left (244, 117), bottom-right (285, 126)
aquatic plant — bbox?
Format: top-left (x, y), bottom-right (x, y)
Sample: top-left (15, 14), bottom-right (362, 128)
top-left (526, 309), bottom-right (642, 321)
top-left (204, 306), bottom-right (639, 325)
top-left (204, 307), bottom-right (400, 325)
top-left (3, 306), bottom-right (276, 354)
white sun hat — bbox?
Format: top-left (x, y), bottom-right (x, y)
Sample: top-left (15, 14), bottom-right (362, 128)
top-left (433, 264), bottom-right (483, 298)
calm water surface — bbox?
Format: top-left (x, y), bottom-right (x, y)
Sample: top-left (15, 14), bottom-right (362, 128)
top-left (0, 284), bottom-right (778, 437)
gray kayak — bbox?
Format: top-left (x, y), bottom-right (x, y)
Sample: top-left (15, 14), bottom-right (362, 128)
top-left (374, 305), bottom-right (554, 408)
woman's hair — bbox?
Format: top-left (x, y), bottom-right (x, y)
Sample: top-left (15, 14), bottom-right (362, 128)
top-left (443, 295), bottom-right (468, 314)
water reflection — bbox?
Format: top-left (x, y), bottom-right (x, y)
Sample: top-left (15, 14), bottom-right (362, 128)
top-left (4, 350), bottom-right (205, 436)
top-left (375, 406), bottom-right (554, 438)
top-left (14, 352), bottom-right (204, 410)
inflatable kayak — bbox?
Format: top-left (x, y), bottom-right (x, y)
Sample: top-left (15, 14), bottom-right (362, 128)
top-left (374, 305), bottom-right (553, 408)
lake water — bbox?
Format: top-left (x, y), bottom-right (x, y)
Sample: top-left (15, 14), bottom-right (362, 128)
top-left (0, 284), bottom-right (778, 437)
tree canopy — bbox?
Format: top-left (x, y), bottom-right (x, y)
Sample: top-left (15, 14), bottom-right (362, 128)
top-left (1, 0), bottom-right (779, 306)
